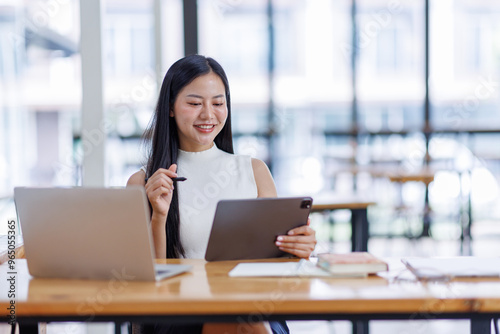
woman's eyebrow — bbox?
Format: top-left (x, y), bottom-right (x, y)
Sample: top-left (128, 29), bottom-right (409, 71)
top-left (186, 94), bottom-right (203, 98)
top-left (186, 94), bottom-right (225, 99)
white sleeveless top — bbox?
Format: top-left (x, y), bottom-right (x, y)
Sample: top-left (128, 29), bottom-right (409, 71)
top-left (174, 144), bottom-right (257, 258)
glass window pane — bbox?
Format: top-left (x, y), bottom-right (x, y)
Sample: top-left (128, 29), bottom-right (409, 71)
top-left (103, 0), bottom-right (184, 187)
top-left (104, 0), bottom-right (159, 187)
top-left (0, 1), bottom-right (79, 233)
top-left (199, 0), bottom-right (269, 104)
top-left (357, 0), bottom-right (425, 133)
top-left (198, 0), bottom-right (270, 165)
top-left (431, 0), bottom-right (500, 130)
top-left (272, 0), bottom-right (352, 195)
top-left (0, 1), bottom-right (79, 192)
top-left (273, 0), bottom-right (352, 130)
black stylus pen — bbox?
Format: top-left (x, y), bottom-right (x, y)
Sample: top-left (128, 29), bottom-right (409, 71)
top-left (144, 176), bottom-right (187, 183)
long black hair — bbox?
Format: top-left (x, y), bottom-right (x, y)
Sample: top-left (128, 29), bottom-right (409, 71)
top-left (143, 55), bottom-right (233, 258)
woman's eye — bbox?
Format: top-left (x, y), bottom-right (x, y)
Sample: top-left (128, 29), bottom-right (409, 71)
top-left (214, 103), bottom-right (223, 106)
top-left (188, 103), bottom-right (201, 106)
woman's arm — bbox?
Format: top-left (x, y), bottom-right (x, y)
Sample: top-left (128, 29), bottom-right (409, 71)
top-left (251, 159), bottom-right (317, 258)
top-left (252, 158), bottom-right (277, 198)
top-left (127, 165), bottom-right (177, 258)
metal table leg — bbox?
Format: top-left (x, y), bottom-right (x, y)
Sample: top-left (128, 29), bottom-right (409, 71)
top-left (471, 318), bottom-right (491, 334)
top-left (351, 208), bottom-right (369, 252)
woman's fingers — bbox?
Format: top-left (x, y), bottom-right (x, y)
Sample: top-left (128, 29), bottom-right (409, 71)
top-left (144, 167), bottom-right (178, 210)
top-left (275, 224), bottom-right (317, 258)
top-left (154, 166), bottom-right (178, 179)
top-left (148, 185), bottom-right (174, 200)
top-left (277, 240), bottom-right (315, 258)
top-left (142, 165), bottom-right (178, 218)
top-left (145, 174), bottom-right (174, 190)
top-left (287, 224), bottom-right (314, 236)
top-left (277, 246), bottom-right (312, 259)
top-left (145, 166), bottom-right (178, 187)
top-left (148, 183), bottom-right (174, 201)
top-left (275, 235), bottom-right (316, 250)
top-left (145, 168), bottom-right (176, 193)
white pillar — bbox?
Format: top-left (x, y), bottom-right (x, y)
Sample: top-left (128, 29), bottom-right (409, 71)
top-left (80, 0), bottom-right (106, 186)
top-left (154, 0), bottom-right (165, 89)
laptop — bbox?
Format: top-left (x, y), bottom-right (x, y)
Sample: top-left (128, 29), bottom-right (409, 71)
top-left (13, 186), bottom-right (192, 281)
top-left (205, 197), bottom-right (313, 261)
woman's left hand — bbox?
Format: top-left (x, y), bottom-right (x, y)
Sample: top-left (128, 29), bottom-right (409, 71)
top-left (275, 218), bottom-right (317, 259)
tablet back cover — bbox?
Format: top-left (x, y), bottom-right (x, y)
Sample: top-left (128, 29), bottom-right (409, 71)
top-left (205, 197), bottom-right (312, 261)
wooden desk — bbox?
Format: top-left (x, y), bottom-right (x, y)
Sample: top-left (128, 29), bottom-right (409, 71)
top-left (312, 198), bottom-right (376, 252)
top-left (0, 259), bottom-right (499, 334)
top-left (387, 173), bottom-right (435, 185)
top-left (0, 235), bottom-right (24, 264)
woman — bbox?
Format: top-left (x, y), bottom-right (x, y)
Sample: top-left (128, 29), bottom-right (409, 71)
top-left (127, 55), bottom-right (317, 333)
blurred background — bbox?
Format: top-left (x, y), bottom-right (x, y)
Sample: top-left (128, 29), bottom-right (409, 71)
top-left (1, 0), bottom-right (500, 332)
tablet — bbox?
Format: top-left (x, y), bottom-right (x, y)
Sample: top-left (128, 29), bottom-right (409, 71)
top-left (204, 197), bottom-right (313, 261)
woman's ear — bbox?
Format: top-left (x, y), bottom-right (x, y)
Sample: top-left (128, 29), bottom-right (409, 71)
top-left (169, 110), bottom-right (174, 117)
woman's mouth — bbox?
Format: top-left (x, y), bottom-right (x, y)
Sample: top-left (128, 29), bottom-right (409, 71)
top-left (194, 124), bottom-right (216, 132)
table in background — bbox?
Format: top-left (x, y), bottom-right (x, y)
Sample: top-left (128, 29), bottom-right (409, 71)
top-left (312, 197), bottom-right (376, 252)
top-left (1, 258), bottom-right (499, 334)
top-left (386, 169), bottom-right (436, 238)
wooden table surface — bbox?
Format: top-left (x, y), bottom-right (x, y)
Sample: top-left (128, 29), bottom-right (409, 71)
top-left (311, 201), bottom-right (375, 212)
top-left (0, 235), bottom-right (24, 264)
top-left (311, 195), bottom-right (376, 212)
top-left (2, 258), bottom-right (500, 320)
top-left (387, 172), bottom-right (435, 185)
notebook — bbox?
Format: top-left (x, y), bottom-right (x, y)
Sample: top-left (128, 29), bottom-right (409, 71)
top-left (205, 197), bottom-right (313, 261)
top-left (14, 186), bottom-right (192, 281)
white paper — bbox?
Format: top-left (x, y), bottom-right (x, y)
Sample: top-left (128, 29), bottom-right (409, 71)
top-left (228, 260), bottom-right (333, 277)
top-left (403, 257), bottom-right (500, 278)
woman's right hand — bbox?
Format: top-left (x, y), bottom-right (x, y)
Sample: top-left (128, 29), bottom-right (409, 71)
top-left (144, 164), bottom-right (178, 219)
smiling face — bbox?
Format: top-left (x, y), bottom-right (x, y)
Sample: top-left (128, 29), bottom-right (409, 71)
top-left (171, 71), bottom-right (228, 152)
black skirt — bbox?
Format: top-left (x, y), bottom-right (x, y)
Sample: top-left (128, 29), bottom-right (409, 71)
top-left (140, 321), bottom-right (289, 334)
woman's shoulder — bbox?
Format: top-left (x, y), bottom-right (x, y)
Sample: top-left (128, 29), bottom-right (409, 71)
top-left (126, 169), bottom-right (146, 187)
top-left (220, 150), bottom-right (268, 172)
top-left (223, 152), bottom-right (267, 170)
top-left (250, 158), bottom-right (270, 173)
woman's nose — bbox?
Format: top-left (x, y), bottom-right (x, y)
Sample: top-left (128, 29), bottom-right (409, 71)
top-left (200, 103), bottom-right (214, 119)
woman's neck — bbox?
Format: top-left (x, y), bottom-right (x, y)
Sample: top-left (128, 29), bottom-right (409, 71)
top-left (178, 142), bottom-right (215, 153)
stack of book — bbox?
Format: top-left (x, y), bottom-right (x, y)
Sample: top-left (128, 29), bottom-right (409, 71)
top-left (316, 252), bottom-right (388, 277)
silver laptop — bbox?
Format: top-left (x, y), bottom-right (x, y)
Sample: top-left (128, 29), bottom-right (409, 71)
top-left (14, 186), bottom-right (192, 281)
